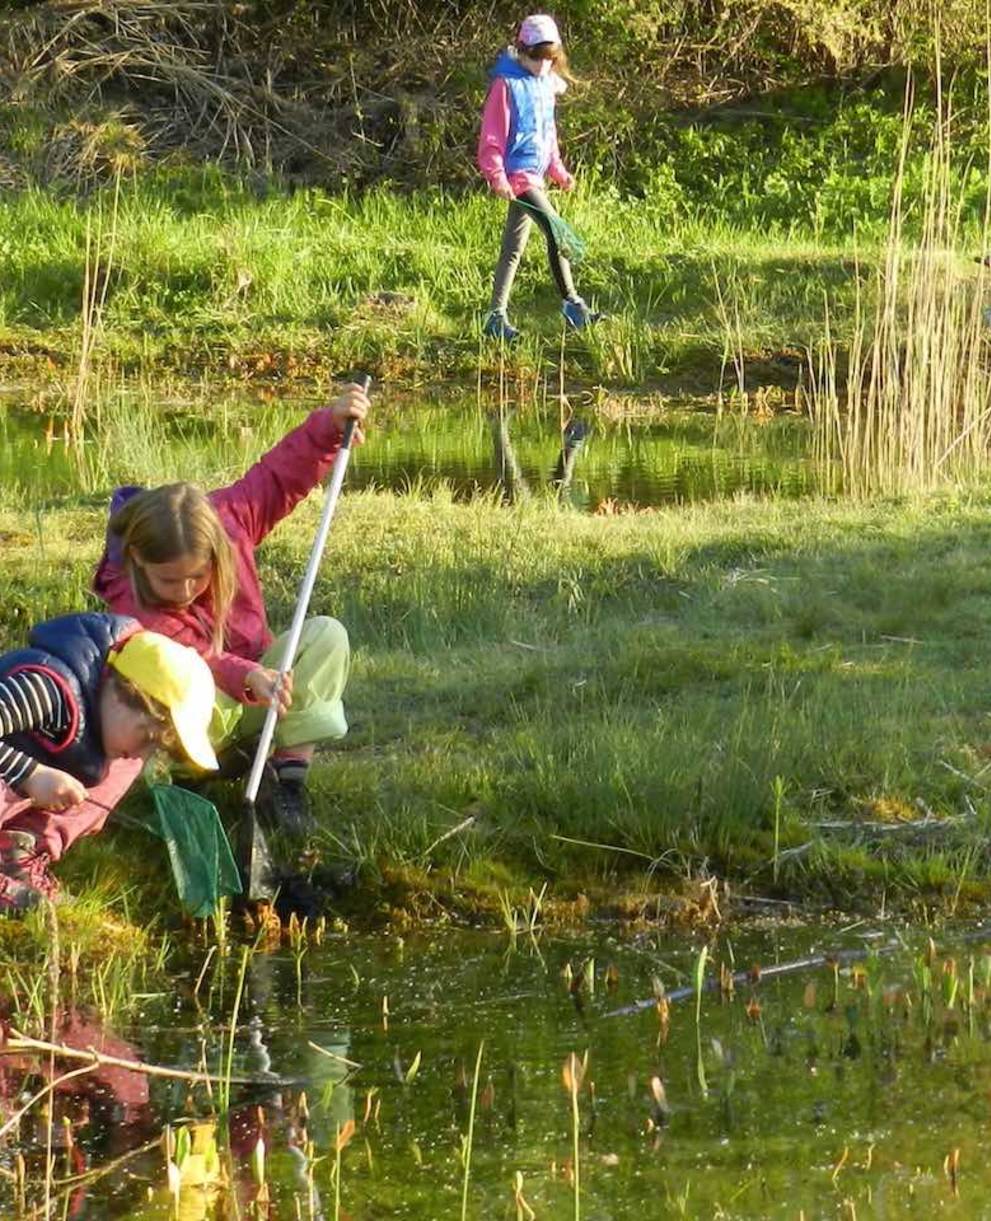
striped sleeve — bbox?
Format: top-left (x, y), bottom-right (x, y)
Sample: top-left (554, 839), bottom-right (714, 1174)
top-left (0, 671), bottom-right (70, 791)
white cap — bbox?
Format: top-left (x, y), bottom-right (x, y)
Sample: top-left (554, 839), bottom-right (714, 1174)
top-left (519, 14), bottom-right (561, 46)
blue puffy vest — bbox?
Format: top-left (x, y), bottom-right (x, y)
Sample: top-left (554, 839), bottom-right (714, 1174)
top-left (491, 50), bottom-right (558, 179)
top-left (0, 613), bottom-right (139, 787)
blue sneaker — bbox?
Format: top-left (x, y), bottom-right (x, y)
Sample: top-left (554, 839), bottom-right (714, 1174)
top-left (483, 310), bottom-right (520, 342)
top-left (561, 298), bottom-right (603, 330)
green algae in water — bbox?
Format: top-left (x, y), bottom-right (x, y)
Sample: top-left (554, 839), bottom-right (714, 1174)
top-left (7, 924), bottom-right (991, 1217)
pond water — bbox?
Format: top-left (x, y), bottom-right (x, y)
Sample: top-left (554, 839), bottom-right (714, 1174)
top-left (8, 921), bottom-right (991, 1218)
top-left (0, 384), bottom-right (818, 511)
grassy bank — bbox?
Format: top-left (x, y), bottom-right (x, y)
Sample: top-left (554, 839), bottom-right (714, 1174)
top-left (3, 0), bottom-right (991, 952)
top-left (3, 11), bottom-right (989, 393)
top-left (5, 474), bottom-right (991, 935)
top-left (1, 169), bottom-right (985, 392)
top-left (5, 0), bottom-right (990, 397)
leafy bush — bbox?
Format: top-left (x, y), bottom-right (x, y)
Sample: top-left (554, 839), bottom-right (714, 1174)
top-left (2, 0), bottom-right (990, 200)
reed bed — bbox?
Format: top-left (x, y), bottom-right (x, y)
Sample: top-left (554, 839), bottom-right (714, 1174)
top-left (3, 0), bottom-right (359, 185)
top-left (807, 70), bottom-right (991, 496)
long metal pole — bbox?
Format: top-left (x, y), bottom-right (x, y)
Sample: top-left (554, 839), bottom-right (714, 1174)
top-left (244, 380), bottom-right (367, 804)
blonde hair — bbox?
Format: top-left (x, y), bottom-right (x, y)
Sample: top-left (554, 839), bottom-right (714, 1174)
top-left (108, 483), bottom-right (236, 652)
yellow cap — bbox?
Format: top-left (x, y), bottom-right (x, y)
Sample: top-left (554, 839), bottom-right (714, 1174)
top-left (108, 631), bottom-right (218, 771)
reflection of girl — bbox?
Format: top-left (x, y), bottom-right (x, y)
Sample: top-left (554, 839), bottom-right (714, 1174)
top-left (478, 13), bottom-right (601, 340)
top-left (0, 1008), bottom-right (152, 1215)
top-left (227, 951), bottom-right (354, 1215)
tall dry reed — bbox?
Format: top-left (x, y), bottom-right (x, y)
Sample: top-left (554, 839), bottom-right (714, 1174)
top-left (70, 167), bottom-right (122, 446)
top-left (807, 59), bottom-right (991, 497)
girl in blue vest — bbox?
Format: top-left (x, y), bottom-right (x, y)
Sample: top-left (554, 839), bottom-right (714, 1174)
top-left (0, 613), bottom-right (217, 911)
top-left (477, 13), bottom-right (600, 340)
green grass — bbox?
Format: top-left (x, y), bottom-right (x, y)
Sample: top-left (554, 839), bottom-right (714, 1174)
top-left (5, 477), bottom-right (991, 919)
top-left (0, 168), bottom-right (944, 389)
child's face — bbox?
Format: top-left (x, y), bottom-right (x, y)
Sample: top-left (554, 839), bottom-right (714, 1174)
top-left (521, 47), bottom-right (556, 76)
top-left (99, 684), bottom-right (171, 761)
top-left (133, 552), bottom-right (212, 608)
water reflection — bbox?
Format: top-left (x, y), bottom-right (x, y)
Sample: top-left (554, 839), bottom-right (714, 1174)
top-left (0, 1008), bottom-right (155, 1215)
top-left (0, 385), bottom-right (818, 511)
top-left (490, 410), bottom-right (588, 503)
top-left (348, 400), bottom-right (817, 510)
top-left (6, 925), bottom-right (991, 1217)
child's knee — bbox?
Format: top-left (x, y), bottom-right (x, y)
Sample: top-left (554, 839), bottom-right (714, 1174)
top-left (311, 615), bottom-right (348, 647)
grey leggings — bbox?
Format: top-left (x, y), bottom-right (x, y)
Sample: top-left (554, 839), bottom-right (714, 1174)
top-left (489, 186), bottom-right (577, 313)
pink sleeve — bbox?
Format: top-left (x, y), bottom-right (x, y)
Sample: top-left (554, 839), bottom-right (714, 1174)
top-left (176, 642), bottom-right (256, 703)
top-left (477, 78), bottom-right (513, 195)
top-left (547, 128), bottom-right (572, 188)
top-left (200, 651), bottom-right (257, 702)
top-left (213, 411), bottom-right (342, 548)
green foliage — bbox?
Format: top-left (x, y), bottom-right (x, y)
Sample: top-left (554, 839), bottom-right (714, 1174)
top-left (2, 140), bottom-right (984, 391)
top-left (2, 0), bottom-right (990, 198)
top-left (604, 77), bottom-right (989, 239)
top-left (5, 478), bottom-right (991, 900)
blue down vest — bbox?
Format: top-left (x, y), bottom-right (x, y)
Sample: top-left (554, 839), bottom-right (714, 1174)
top-left (0, 612), bottom-right (138, 787)
top-left (491, 50), bottom-right (558, 178)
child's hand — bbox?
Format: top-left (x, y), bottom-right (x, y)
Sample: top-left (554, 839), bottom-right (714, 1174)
top-left (558, 174), bottom-right (575, 192)
top-left (245, 667), bottom-right (294, 717)
top-left (22, 765), bottom-right (87, 811)
top-left (493, 182), bottom-right (515, 200)
top-left (325, 383), bottom-right (370, 447)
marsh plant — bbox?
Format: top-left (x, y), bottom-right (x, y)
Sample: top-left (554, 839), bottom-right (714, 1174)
top-left (331, 1118), bottom-right (355, 1221)
top-left (808, 68), bottom-right (991, 496)
top-left (694, 944), bottom-right (709, 1095)
top-left (460, 1042), bottom-right (484, 1221)
top-left (220, 944), bottom-right (252, 1116)
top-left (69, 171), bottom-right (122, 443)
top-left (498, 883), bottom-right (547, 946)
top-left (561, 1051), bottom-right (586, 1220)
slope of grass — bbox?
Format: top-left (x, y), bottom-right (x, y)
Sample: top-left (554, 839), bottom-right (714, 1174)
top-left (0, 169), bottom-right (940, 391)
top-left (4, 477), bottom-right (991, 922)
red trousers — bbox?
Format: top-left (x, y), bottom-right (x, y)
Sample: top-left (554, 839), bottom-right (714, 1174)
top-left (0, 759), bottom-right (143, 860)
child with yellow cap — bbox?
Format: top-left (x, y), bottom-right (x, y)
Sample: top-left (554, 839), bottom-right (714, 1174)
top-left (0, 611), bottom-right (217, 911)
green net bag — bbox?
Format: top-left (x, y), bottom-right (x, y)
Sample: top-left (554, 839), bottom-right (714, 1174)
top-left (547, 212), bottom-right (587, 264)
top-left (518, 199), bottom-right (587, 264)
top-left (148, 784), bottom-right (242, 917)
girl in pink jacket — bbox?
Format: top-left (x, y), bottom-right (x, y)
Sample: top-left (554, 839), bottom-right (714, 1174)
top-left (477, 13), bottom-right (600, 340)
top-left (92, 384), bottom-right (369, 840)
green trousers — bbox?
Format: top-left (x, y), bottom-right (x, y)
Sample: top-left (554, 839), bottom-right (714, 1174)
top-left (211, 615), bottom-right (350, 751)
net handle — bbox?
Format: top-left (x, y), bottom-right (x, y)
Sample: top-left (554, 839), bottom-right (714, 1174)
top-left (244, 375), bottom-right (370, 803)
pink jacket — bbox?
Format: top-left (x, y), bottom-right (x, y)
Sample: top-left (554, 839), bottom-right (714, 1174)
top-left (92, 411), bottom-right (345, 702)
top-left (477, 75), bottom-right (574, 197)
